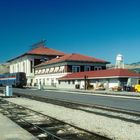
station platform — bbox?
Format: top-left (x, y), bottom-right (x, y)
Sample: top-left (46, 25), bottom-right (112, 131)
top-left (0, 113), bottom-right (37, 140)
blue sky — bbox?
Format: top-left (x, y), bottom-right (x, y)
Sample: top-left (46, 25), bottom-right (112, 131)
top-left (0, 0), bottom-right (140, 64)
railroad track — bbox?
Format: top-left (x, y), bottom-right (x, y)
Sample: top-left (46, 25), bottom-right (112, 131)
top-left (14, 92), bottom-right (140, 124)
top-left (0, 98), bottom-right (110, 140)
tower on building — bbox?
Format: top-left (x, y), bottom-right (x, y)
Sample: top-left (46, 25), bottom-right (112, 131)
top-left (115, 54), bottom-right (124, 69)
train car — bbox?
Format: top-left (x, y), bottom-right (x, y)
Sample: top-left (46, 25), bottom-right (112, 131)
top-left (0, 72), bottom-right (27, 88)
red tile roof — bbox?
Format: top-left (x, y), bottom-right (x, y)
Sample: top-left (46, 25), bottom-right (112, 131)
top-left (8, 46), bottom-right (65, 62)
top-left (59, 69), bottom-right (140, 80)
top-left (36, 53), bottom-right (109, 67)
top-left (27, 46), bottom-right (65, 56)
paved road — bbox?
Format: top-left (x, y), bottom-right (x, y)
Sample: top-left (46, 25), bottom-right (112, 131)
top-left (10, 88), bottom-right (140, 113)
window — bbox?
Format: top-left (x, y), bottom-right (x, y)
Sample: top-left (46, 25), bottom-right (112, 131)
top-left (39, 79), bottom-right (41, 84)
top-left (43, 79), bottom-right (45, 85)
top-left (72, 80), bottom-right (75, 84)
top-left (36, 79), bottom-right (38, 84)
top-left (98, 67), bottom-right (102, 70)
top-left (85, 66), bottom-right (91, 71)
top-left (59, 66), bottom-right (65, 73)
top-left (94, 66), bottom-right (102, 71)
top-left (49, 67), bottom-right (54, 73)
top-left (30, 79), bottom-right (33, 86)
top-left (68, 81), bottom-right (70, 84)
top-left (72, 66), bottom-right (80, 73)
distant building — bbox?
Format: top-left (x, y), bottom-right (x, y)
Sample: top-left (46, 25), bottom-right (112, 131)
top-left (34, 53), bottom-right (109, 87)
top-left (7, 41), bottom-right (65, 86)
top-left (0, 63), bottom-right (9, 74)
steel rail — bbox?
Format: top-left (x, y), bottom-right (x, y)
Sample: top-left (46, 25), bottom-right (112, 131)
top-left (0, 98), bottom-right (110, 140)
top-left (0, 99), bottom-right (68, 140)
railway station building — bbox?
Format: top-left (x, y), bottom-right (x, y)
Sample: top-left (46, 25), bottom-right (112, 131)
top-left (6, 40), bottom-right (140, 91)
top-left (7, 41), bottom-right (65, 86)
top-left (34, 53), bottom-right (109, 87)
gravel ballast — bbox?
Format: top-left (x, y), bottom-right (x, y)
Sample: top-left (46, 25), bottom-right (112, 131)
top-left (5, 97), bottom-right (140, 140)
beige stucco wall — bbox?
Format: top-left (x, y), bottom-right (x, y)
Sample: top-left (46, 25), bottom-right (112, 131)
top-left (35, 73), bottom-right (68, 87)
top-left (58, 78), bottom-right (120, 90)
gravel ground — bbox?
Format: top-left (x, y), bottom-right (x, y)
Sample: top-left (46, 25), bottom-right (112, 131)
top-left (5, 97), bottom-right (140, 140)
